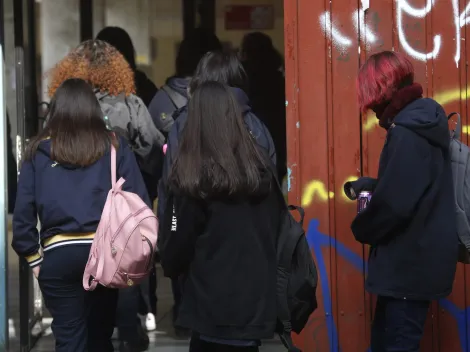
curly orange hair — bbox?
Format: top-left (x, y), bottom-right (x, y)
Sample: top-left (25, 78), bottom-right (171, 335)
top-left (47, 40), bottom-right (136, 97)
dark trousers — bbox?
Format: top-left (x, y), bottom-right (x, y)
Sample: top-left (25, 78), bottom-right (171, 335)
top-left (116, 285), bottom-right (140, 341)
top-left (138, 276), bottom-right (152, 315)
top-left (189, 336), bottom-right (259, 352)
top-left (371, 296), bottom-right (430, 352)
top-left (171, 277), bottom-right (183, 325)
top-left (147, 265), bottom-right (158, 315)
top-left (38, 245), bottom-right (117, 352)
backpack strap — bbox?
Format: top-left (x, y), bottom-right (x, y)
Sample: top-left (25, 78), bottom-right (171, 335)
top-left (448, 112), bottom-right (461, 141)
top-left (111, 144), bottom-right (117, 186)
top-left (268, 164), bottom-right (304, 352)
top-left (288, 205), bottom-right (305, 227)
top-left (162, 85), bottom-right (187, 110)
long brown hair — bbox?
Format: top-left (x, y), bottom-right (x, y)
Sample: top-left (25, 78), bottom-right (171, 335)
top-left (25, 78), bottom-right (118, 166)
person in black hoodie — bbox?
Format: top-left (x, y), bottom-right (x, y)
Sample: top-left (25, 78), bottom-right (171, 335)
top-left (147, 30), bottom-right (221, 323)
top-left (160, 81), bottom-right (279, 352)
top-left (350, 51), bottom-right (458, 351)
top-left (240, 32), bottom-right (286, 181)
top-left (12, 78), bottom-right (150, 352)
top-left (148, 28), bottom-right (222, 138)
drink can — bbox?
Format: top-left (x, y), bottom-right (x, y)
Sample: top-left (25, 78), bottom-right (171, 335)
top-left (357, 191), bottom-right (372, 213)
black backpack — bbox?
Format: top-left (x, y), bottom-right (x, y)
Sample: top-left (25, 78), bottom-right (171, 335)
top-left (274, 181), bottom-right (318, 351)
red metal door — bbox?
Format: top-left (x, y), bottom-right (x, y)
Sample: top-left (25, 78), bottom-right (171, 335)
top-left (284, 0), bottom-right (470, 350)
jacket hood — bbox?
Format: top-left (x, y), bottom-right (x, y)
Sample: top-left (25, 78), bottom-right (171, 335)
top-left (166, 77), bottom-right (190, 98)
top-left (95, 90), bottom-right (116, 101)
top-left (230, 87), bottom-right (251, 114)
top-left (393, 98), bottom-right (449, 150)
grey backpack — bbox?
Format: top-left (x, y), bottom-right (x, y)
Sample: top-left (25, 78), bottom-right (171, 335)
top-left (158, 85), bottom-right (188, 136)
top-left (448, 112), bottom-right (470, 263)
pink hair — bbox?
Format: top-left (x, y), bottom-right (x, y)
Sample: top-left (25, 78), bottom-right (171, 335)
top-left (357, 51), bottom-right (415, 112)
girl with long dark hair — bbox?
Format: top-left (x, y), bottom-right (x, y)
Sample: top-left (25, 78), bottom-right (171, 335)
top-left (12, 78), bottom-right (150, 352)
top-left (159, 81), bottom-right (279, 352)
top-left (157, 51), bottom-right (277, 337)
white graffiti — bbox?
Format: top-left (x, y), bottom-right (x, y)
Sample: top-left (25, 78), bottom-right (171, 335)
top-left (453, 1), bottom-right (470, 67)
top-left (319, 11), bottom-right (352, 51)
top-left (319, 0), bottom-right (377, 52)
top-left (318, 0), bottom-right (470, 67)
top-left (396, 0), bottom-right (441, 61)
top-left (353, 0), bottom-right (378, 46)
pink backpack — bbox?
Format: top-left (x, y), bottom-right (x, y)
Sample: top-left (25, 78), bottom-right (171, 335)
top-left (83, 145), bottom-right (158, 290)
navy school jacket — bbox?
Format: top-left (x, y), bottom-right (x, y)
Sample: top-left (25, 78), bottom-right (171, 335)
top-left (12, 136), bottom-right (151, 268)
top-left (351, 98), bottom-right (458, 300)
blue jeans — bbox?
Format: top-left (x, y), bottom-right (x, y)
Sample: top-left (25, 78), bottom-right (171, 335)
top-left (371, 296), bottom-right (429, 352)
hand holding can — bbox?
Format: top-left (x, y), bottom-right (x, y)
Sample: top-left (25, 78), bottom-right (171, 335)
top-left (357, 191), bottom-right (372, 213)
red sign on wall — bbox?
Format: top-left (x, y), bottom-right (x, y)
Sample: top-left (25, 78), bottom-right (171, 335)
top-left (224, 5), bottom-right (274, 30)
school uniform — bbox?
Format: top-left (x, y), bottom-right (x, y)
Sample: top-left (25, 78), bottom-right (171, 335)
top-left (12, 137), bottom-right (150, 352)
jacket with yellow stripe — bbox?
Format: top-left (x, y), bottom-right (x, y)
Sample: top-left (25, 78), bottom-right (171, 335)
top-left (12, 136), bottom-right (151, 267)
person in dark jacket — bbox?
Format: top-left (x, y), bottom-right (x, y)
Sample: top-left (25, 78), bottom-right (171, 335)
top-left (146, 30), bottom-right (222, 323)
top-left (160, 81), bottom-right (279, 352)
top-left (350, 51), bottom-right (458, 352)
top-left (48, 40), bottom-right (161, 349)
top-left (148, 28), bottom-right (222, 138)
top-left (158, 51), bottom-right (276, 219)
top-left (96, 26), bottom-right (158, 108)
top-left (11, 79), bottom-right (151, 352)
top-left (157, 51), bottom-right (276, 338)
top-left (241, 32), bottom-right (286, 180)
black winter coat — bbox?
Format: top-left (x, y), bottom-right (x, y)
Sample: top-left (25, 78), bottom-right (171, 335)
top-left (159, 174), bottom-right (280, 340)
top-left (352, 98), bottom-right (458, 300)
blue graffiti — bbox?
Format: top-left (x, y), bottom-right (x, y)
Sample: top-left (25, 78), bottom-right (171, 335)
top-left (306, 218), bottom-right (470, 352)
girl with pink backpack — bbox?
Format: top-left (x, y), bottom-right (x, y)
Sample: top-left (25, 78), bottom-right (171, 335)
top-left (12, 78), bottom-right (153, 352)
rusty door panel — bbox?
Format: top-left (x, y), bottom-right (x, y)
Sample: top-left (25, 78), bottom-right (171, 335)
top-left (284, 0), bottom-right (470, 351)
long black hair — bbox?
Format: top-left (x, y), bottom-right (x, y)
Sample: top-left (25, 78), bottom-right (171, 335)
top-left (25, 78), bottom-right (117, 166)
top-left (169, 81), bottom-right (266, 199)
top-left (189, 51), bottom-right (248, 94)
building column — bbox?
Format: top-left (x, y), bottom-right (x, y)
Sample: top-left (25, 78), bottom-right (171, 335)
top-left (40, 0), bottom-right (80, 101)
top-left (92, 0), bottom-right (105, 38)
top-left (105, 0), bottom-right (150, 66)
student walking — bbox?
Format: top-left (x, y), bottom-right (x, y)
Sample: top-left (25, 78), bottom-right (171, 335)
top-left (159, 81), bottom-right (280, 352)
top-left (47, 40), bottom-right (164, 350)
top-left (12, 78), bottom-right (151, 352)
